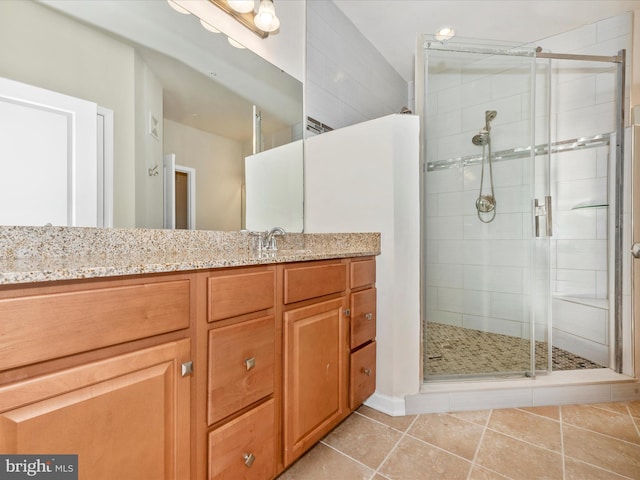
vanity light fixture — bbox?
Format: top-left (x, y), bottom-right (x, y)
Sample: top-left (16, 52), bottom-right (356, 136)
top-left (209, 0), bottom-right (279, 38)
top-left (435, 26), bottom-right (456, 42)
top-left (227, 0), bottom-right (255, 13)
top-left (167, 0), bottom-right (190, 15)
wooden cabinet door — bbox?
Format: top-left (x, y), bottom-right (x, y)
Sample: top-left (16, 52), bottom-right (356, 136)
top-left (282, 297), bottom-right (348, 466)
top-left (208, 399), bottom-right (275, 479)
top-left (0, 340), bottom-right (191, 480)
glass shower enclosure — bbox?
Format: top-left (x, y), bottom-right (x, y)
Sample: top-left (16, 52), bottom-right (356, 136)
top-left (419, 37), bottom-right (627, 381)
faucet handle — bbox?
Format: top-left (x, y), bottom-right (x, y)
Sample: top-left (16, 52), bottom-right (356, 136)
top-left (265, 226), bottom-right (286, 251)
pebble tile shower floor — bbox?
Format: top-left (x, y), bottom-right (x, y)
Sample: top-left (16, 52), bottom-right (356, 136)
top-left (277, 401), bottom-right (640, 479)
top-left (425, 322), bottom-right (603, 378)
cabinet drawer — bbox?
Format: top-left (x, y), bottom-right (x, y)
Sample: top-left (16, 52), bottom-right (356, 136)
top-left (283, 263), bottom-right (346, 304)
top-left (208, 316), bottom-right (275, 425)
top-left (0, 279), bottom-right (190, 371)
top-left (350, 341), bottom-right (376, 410)
top-left (208, 270), bottom-right (274, 322)
top-left (350, 288), bottom-right (376, 349)
top-left (350, 258), bottom-right (376, 289)
top-left (209, 399), bottom-right (276, 480)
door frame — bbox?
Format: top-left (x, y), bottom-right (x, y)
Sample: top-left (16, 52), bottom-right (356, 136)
top-left (175, 165), bottom-right (196, 230)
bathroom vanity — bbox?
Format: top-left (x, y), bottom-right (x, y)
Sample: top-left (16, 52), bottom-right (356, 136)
top-left (0, 227), bottom-right (379, 479)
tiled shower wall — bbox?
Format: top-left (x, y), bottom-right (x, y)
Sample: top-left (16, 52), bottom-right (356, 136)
top-left (305, 1), bottom-right (407, 132)
top-left (424, 13), bottom-right (632, 365)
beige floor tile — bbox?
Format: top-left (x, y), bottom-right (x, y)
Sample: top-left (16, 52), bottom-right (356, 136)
top-left (488, 408), bottom-right (561, 452)
top-left (516, 405), bottom-right (560, 421)
top-left (564, 457), bottom-right (630, 479)
top-left (474, 430), bottom-right (563, 480)
top-left (590, 402), bottom-right (633, 416)
top-left (378, 436), bottom-right (471, 480)
top-left (322, 413), bottom-right (402, 470)
top-left (468, 466), bottom-right (511, 479)
top-left (562, 404), bottom-right (640, 444)
top-left (356, 405), bottom-right (417, 432)
top-left (563, 424), bottom-right (640, 479)
top-left (408, 413), bottom-right (484, 460)
top-left (449, 409), bottom-right (491, 426)
top-left (626, 400), bottom-right (640, 418)
top-left (276, 442), bottom-right (373, 480)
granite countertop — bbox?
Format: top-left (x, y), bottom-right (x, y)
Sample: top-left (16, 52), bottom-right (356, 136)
top-left (0, 227), bottom-right (380, 285)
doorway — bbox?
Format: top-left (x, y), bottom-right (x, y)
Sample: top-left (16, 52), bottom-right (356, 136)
top-left (163, 153), bottom-right (196, 230)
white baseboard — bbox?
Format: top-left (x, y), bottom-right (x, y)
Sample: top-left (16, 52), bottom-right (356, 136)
top-left (363, 391), bottom-right (406, 417)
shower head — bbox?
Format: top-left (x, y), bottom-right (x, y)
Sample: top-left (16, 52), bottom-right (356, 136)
top-left (472, 129), bottom-right (489, 146)
top-left (484, 110), bottom-right (497, 131)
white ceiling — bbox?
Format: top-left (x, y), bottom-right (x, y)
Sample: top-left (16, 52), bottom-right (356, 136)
top-left (333, 0), bottom-right (640, 81)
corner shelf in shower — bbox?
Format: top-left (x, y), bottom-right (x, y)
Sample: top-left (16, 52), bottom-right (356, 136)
top-left (552, 294), bottom-right (609, 310)
top-left (426, 132), bottom-right (612, 172)
top-left (571, 201), bottom-right (609, 210)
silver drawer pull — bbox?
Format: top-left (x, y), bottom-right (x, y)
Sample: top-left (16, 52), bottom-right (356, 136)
top-left (244, 357), bottom-right (256, 371)
top-left (244, 453), bottom-right (256, 467)
top-left (362, 368), bottom-right (371, 376)
top-left (364, 312), bottom-right (373, 320)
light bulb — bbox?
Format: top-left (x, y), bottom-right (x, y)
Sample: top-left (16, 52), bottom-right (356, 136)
top-left (200, 19), bottom-right (220, 33)
top-left (435, 27), bottom-right (455, 41)
top-left (254, 0), bottom-right (280, 32)
top-left (227, 0), bottom-right (254, 13)
top-left (227, 36), bottom-right (246, 49)
top-left (167, 0), bottom-right (190, 14)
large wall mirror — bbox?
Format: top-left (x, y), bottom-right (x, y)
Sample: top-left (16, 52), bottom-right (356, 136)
top-left (0, 0), bottom-right (304, 232)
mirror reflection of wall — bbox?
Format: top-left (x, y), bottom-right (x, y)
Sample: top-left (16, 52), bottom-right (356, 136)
top-left (0, 0), bottom-right (303, 231)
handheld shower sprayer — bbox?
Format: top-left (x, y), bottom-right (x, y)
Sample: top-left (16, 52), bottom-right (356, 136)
top-left (474, 110), bottom-right (497, 223)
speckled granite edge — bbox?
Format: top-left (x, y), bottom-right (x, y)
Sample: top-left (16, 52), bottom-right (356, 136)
top-left (0, 226), bottom-right (380, 285)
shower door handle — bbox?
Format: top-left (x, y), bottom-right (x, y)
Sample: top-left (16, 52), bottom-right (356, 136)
top-left (632, 243), bottom-right (640, 258)
top-left (534, 196), bottom-right (553, 237)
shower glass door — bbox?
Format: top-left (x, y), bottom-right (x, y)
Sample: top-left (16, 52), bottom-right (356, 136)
top-left (421, 38), bottom-right (544, 380)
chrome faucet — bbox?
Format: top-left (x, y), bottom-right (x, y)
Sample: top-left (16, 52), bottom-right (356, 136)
top-left (264, 226), bottom-right (286, 251)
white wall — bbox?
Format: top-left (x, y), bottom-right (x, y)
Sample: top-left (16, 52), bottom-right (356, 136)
top-left (245, 140), bottom-right (304, 232)
top-left (305, 114), bottom-right (421, 414)
top-left (305, 0), bottom-right (408, 131)
top-left (135, 55), bottom-right (165, 229)
top-left (164, 119), bottom-right (243, 231)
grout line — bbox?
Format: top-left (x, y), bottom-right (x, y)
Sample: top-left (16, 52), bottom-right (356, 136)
top-left (561, 421), bottom-right (640, 448)
top-left (466, 409), bottom-right (495, 480)
top-left (370, 413), bottom-right (421, 479)
top-left (352, 409), bottom-right (414, 434)
top-left (514, 406), bottom-right (561, 423)
top-left (317, 440), bottom-right (377, 478)
top-left (562, 457), bottom-right (636, 480)
top-left (623, 402), bottom-right (640, 439)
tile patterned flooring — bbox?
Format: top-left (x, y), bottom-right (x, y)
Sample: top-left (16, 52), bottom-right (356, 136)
top-left (425, 323), bottom-right (603, 378)
top-left (277, 401), bottom-right (640, 479)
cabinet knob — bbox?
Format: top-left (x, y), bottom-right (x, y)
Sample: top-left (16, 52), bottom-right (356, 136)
top-left (244, 453), bottom-right (256, 467)
top-left (364, 312), bottom-right (373, 320)
top-left (362, 367), bottom-right (371, 376)
top-left (244, 357), bottom-right (256, 371)
top-left (181, 361), bottom-right (193, 377)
